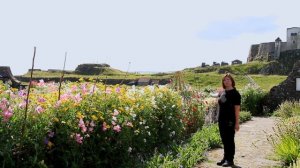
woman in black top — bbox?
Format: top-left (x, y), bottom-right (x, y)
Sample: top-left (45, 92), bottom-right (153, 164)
top-left (217, 73), bottom-right (241, 167)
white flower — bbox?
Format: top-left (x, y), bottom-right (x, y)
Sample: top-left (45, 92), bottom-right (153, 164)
top-left (134, 130), bottom-right (140, 135)
top-left (128, 147), bottom-right (132, 153)
top-left (168, 116), bottom-right (172, 119)
top-left (172, 105), bottom-right (175, 108)
top-left (144, 139), bottom-right (147, 143)
top-left (145, 126), bottom-right (149, 129)
top-left (148, 131), bottom-right (151, 136)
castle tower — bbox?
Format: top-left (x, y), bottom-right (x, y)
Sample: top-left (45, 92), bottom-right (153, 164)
top-left (287, 27), bottom-right (300, 50)
top-left (274, 37), bottom-right (282, 59)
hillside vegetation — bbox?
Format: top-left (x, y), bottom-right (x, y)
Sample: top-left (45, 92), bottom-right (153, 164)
top-left (19, 61), bottom-right (287, 91)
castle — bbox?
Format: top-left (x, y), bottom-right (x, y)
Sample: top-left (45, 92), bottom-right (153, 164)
top-left (247, 27), bottom-right (300, 62)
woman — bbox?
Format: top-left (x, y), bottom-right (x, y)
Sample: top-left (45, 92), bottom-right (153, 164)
top-left (217, 73), bottom-right (241, 167)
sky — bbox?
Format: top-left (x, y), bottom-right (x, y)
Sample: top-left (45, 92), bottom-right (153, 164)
top-left (1, 0), bottom-right (299, 75)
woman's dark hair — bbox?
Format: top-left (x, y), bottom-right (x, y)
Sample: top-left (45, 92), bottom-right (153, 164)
top-left (222, 73), bottom-right (235, 89)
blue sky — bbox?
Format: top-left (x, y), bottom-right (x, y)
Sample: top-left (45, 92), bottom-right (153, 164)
top-left (1, 0), bottom-right (299, 75)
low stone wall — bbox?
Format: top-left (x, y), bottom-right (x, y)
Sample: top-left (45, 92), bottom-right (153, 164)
top-left (15, 76), bottom-right (170, 86)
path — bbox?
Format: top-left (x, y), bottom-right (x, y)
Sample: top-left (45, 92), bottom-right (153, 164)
top-left (196, 117), bottom-right (281, 168)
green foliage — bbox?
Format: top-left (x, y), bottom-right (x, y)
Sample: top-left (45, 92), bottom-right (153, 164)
top-left (274, 101), bottom-right (300, 119)
top-left (289, 157), bottom-right (300, 168)
top-left (274, 135), bottom-right (300, 165)
top-left (182, 71), bottom-right (285, 92)
top-left (241, 85), bottom-right (267, 116)
top-left (269, 116), bottom-right (300, 166)
top-left (239, 111), bottom-right (252, 123)
top-left (146, 124), bottom-right (221, 168)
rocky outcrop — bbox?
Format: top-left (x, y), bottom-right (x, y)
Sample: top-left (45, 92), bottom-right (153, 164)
top-left (265, 60), bottom-right (300, 111)
top-left (0, 66), bottom-right (21, 88)
top-left (75, 64), bottom-right (110, 75)
top-left (259, 61), bottom-right (286, 75)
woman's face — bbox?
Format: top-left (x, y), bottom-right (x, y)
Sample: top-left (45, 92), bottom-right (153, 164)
top-left (223, 77), bottom-right (232, 88)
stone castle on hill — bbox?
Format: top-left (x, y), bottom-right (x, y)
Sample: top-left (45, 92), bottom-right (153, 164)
top-left (247, 27), bottom-right (300, 62)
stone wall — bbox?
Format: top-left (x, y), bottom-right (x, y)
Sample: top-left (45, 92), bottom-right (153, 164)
top-left (265, 60), bottom-right (300, 111)
top-left (248, 44), bottom-right (259, 62)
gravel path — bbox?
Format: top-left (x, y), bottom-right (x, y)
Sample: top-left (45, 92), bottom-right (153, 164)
top-left (195, 117), bottom-right (282, 168)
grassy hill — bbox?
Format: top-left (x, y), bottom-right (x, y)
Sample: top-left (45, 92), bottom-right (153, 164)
top-left (182, 71), bottom-right (286, 91)
top-left (182, 61), bottom-right (287, 91)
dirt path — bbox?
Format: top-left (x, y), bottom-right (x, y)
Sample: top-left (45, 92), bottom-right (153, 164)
top-left (196, 117), bottom-right (281, 168)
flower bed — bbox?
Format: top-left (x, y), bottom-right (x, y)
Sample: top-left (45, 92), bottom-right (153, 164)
top-left (0, 80), bottom-right (207, 167)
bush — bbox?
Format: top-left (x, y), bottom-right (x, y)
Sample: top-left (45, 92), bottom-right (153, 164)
top-left (274, 101), bottom-right (300, 119)
top-left (289, 157), bottom-right (300, 168)
top-left (269, 116), bottom-right (300, 166)
top-left (241, 85), bottom-right (267, 116)
top-left (146, 124), bottom-right (221, 168)
top-left (239, 111), bottom-right (252, 123)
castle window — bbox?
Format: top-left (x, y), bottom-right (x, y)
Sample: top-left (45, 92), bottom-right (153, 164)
top-left (291, 33), bottom-right (297, 36)
top-left (293, 41), bottom-right (296, 44)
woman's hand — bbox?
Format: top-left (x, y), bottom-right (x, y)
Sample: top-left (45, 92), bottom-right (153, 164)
top-left (235, 122), bottom-right (240, 132)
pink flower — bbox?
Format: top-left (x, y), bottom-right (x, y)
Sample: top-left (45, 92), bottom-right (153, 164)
top-left (0, 98), bottom-right (8, 111)
top-left (37, 79), bottom-right (45, 87)
top-left (88, 127), bottom-right (94, 132)
top-left (73, 93), bottom-right (82, 103)
top-left (81, 84), bottom-right (88, 94)
top-left (113, 109), bottom-right (119, 116)
top-left (126, 122), bottom-right (133, 127)
top-left (112, 121), bottom-right (116, 126)
top-left (105, 87), bottom-right (112, 94)
top-left (90, 121), bottom-right (95, 127)
top-left (18, 90), bottom-right (27, 97)
top-left (115, 87), bottom-right (121, 93)
top-left (102, 122), bottom-right (108, 131)
top-left (71, 85), bottom-right (78, 92)
top-left (35, 106), bottom-right (45, 114)
top-left (19, 101), bottom-right (26, 109)
top-left (78, 118), bottom-right (87, 133)
top-left (54, 100), bottom-right (62, 108)
top-left (60, 93), bottom-right (71, 101)
top-left (38, 97), bottom-right (46, 103)
top-left (48, 131), bottom-right (55, 138)
top-left (113, 125), bottom-right (121, 133)
top-left (75, 133), bottom-right (83, 144)
top-left (2, 107), bottom-right (13, 122)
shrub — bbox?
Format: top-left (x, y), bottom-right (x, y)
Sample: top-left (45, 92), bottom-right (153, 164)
top-left (274, 101), bottom-right (300, 119)
top-left (239, 111), bottom-right (252, 123)
top-left (146, 124), bottom-right (221, 168)
top-left (241, 85), bottom-right (267, 116)
top-left (289, 157), bottom-right (300, 168)
top-left (269, 116), bottom-right (300, 166)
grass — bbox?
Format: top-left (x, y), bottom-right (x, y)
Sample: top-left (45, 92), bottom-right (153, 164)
top-left (19, 69), bottom-right (173, 80)
top-left (182, 71), bottom-right (286, 91)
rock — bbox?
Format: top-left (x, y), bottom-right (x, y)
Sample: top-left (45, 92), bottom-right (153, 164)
top-left (265, 60), bottom-right (300, 111)
top-left (75, 63), bottom-right (110, 75)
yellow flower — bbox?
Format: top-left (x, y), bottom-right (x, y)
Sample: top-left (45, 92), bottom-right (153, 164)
top-left (53, 117), bottom-right (59, 122)
top-left (47, 141), bottom-right (55, 149)
top-left (91, 115), bottom-right (98, 121)
top-left (76, 112), bottom-right (84, 119)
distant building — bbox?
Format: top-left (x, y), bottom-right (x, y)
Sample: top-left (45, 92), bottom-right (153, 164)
top-left (213, 62), bottom-right (220, 66)
top-left (201, 62), bottom-right (209, 67)
top-left (221, 61), bottom-right (229, 66)
top-left (232, 60), bottom-right (242, 65)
